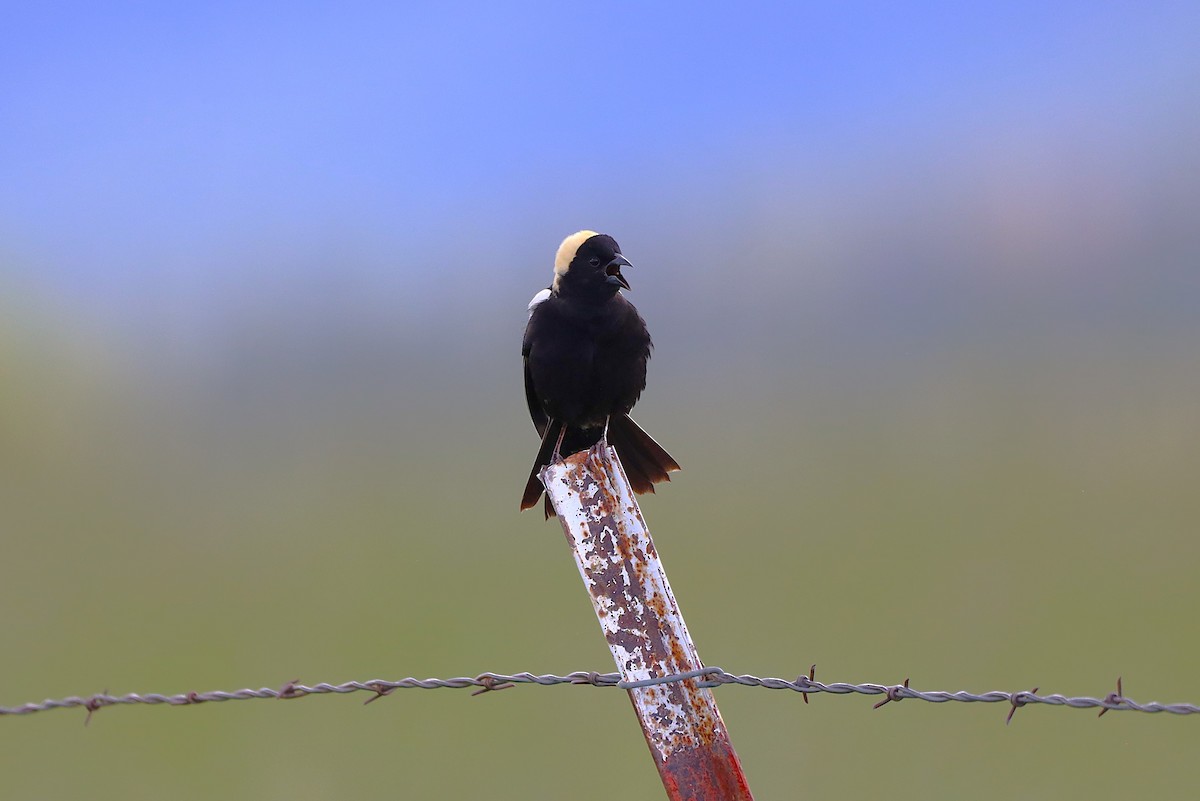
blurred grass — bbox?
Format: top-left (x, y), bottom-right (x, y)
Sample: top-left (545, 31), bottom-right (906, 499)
top-left (2, 293), bottom-right (1198, 800)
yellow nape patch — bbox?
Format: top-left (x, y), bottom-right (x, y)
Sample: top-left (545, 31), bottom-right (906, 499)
top-left (554, 230), bottom-right (600, 276)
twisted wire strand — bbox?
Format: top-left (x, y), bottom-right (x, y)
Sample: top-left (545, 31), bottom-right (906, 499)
top-left (2, 667), bottom-right (1195, 720)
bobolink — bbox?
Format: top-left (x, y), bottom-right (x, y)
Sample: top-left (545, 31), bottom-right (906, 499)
top-left (521, 230), bottom-right (680, 518)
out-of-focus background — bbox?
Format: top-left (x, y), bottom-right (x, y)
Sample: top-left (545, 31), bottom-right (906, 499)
top-left (3, 2), bottom-right (1198, 798)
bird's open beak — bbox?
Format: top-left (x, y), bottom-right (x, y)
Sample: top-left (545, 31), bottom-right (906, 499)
top-left (605, 256), bottom-right (632, 290)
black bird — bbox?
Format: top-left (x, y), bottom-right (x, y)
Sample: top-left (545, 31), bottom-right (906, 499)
top-left (521, 230), bottom-right (680, 518)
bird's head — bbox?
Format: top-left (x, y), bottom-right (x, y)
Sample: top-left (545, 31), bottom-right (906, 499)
top-left (552, 230), bottom-right (632, 297)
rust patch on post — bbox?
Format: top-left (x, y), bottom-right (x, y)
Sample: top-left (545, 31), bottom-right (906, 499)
top-left (542, 445), bottom-right (754, 801)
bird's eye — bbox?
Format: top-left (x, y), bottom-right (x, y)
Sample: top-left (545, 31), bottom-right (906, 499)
top-left (589, 257), bottom-right (601, 267)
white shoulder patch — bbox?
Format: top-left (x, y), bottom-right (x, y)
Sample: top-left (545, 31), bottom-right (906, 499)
top-left (527, 288), bottom-right (552, 317)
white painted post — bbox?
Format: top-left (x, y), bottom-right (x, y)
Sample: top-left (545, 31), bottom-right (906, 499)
top-left (541, 444), bottom-right (754, 800)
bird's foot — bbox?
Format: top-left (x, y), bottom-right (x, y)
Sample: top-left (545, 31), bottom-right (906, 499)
top-left (550, 423), bottom-right (568, 464)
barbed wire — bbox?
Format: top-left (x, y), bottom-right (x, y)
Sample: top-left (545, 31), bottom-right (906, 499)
top-left (2, 667), bottom-right (1195, 725)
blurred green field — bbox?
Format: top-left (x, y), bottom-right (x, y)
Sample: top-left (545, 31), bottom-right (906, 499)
top-left (3, 290), bottom-right (1197, 800)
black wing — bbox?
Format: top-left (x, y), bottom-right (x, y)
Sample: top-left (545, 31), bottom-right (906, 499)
top-left (522, 316), bottom-right (549, 438)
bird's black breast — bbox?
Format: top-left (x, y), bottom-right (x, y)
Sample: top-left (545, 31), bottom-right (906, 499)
top-left (523, 293), bottom-right (651, 429)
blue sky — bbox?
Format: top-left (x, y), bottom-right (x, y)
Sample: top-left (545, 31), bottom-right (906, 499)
top-left (2, 2), bottom-right (1198, 338)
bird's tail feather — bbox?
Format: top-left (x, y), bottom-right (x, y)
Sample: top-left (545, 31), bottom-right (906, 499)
top-left (521, 419), bottom-right (563, 513)
top-left (606, 414), bottom-right (681, 495)
top-left (520, 415), bottom-right (680, 520)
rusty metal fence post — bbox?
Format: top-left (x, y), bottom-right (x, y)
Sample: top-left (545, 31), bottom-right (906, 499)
top-left (541, 445), bottom-right (755, 801)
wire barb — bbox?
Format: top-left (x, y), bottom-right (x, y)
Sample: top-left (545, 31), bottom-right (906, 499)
top-left (1098, 676), bottom-right (1125, 718)
top-left (3, 668), bottom-right (1197, 721)
top-left (800, 664), bottom-right (817, 705)
top-left (1006, 687), bottom-right (1038, 725)
top-left (277, 679), bottom-right (304, 700)
top-left (873, 678), bottom-right (910, 710)
top-left (83, 690), bottom-right (108, 727)
top-left (470, 675), bottom-right (516, 696)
